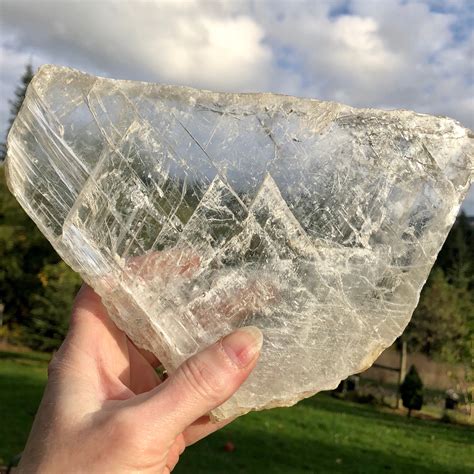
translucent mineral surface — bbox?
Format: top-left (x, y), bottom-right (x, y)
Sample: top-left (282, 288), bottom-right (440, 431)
top-left (5, 65), bottom-right (473, 420)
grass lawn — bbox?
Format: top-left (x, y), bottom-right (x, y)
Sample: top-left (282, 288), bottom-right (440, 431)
top-left (1, 349), bottom-right (472, 473)
top-left (0, 349), bottom-right (51, 467)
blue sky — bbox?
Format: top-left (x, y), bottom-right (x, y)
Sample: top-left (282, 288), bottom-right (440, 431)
top-left (0, 0), bottom-right (472, 212)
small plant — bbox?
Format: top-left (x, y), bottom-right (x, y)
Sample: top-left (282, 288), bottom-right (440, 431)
top-left (400, 365), bottom-right (424, 417)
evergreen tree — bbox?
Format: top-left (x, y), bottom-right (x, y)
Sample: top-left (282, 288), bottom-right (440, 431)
top-left (400, 365), bottom-right (423, 417)
top-left (27, 261), bottom-right (82, 351)
top-left (0, 166), bottom-right (60, 340)
top-left (436, 211), bottom-right (474, 290)
top-left (405, 267), bottom-right (471, 361)
top-left (406, 211), bottom-right (474, 363)
top-left (0, 63), bottom-right (82, 351)
top-left (0, 63), bottom-right (34, 161)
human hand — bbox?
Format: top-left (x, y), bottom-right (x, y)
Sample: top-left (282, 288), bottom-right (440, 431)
top-left (18, 284), bottom-right (262, 473)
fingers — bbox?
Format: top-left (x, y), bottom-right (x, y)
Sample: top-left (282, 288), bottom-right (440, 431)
top-left (56, 284), bottom-right (127, 371)
top-left (125, 246), bottom-right (201, 283)
top-left (127, 338), bottom-right (161, 369)
top-left (68, 284), bottom-right (123, 342)
top-left (132, 327), bottom-right (263, 438)
top-left (126, 339), bottom-right (162, 394)
top-left (60, 285), bottom-right (161, 398)
top-left (66, 284), bottom-right (129, 358)
top-left (69, 286), bottom-right (161, 369)
top-left (165, 435), bottom-right (186, 472)
top-left (187, 276), bottom-right (278, 328)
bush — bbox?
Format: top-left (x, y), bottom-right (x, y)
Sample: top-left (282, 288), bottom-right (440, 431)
top-left (23, 261), bottom-right (82, 351)
top-left (400, 365), bottom-right (424, 417)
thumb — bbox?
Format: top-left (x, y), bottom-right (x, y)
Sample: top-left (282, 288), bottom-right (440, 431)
top-left (134, 327), bottom-right (263, 435)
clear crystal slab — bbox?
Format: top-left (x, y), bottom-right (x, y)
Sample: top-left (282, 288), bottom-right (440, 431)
top-left (5, 65), bottom-right (473, 420)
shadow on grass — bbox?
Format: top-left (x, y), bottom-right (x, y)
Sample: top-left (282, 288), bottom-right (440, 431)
top-left (176, 415), bottom-right (470, 474)
top-left (177, 393), bottom-right (473, 473)
top-left (359, 377), bottom-right (447, 401)
top-left (0, 350), bottom-right (50, 363)
top-left (300, 393), bottom-right (473, 444)
top-left (1, 362), bottom-right (471, 473)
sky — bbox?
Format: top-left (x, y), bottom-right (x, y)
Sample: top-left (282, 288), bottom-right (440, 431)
top-left (0, 0), bottom-right (473, 212)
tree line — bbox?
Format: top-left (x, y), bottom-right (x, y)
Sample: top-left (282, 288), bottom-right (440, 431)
top-left (0, 65), bottom-right (473, 361)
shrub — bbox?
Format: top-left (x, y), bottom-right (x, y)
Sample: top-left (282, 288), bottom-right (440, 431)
top-left (23, 262), bottom-right (82, 351)
top-left (400, 365), bottom-right (424, 417)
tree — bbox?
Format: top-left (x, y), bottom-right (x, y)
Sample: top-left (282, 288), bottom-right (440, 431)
top-left (0, 63), bottom-right (34, 161)
top-left (405, 211), bottom-right (474, 363)
top-left (25, 261), bottom-right (82, 351)
top-left (0, 167), bottom-right (59, 332)
top-left (436, 211), bottom-right (474, 290)
top-left (0, 166), bottom-right (83, 349)
top-left (400, 365), bottom-right (423, 417)
top-left (0, 63), bottom-right (82, 351)
top-left (405, 268), bottom-right (471, 361)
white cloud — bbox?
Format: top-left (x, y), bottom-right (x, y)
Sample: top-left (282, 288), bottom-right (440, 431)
top-left (1, 0), bottom-right (471, 120)
top-left (0, 0), bottom-right (472, 211)
top-left (0, 46), bottom-right (26, 128)
top-left (256, 0), bottom-right (472, 115)
top-left (0, 1), bottom-right (276, 91)
top-left (260, 11), bottom-right (403, 103)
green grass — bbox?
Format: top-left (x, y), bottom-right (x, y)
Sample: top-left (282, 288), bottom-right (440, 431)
top-left (176, 396), bottom-right (474, 474)
top-left (0, 350), bottom-right (50, 466)
top-left (1, 350), bottom-right (473, 472)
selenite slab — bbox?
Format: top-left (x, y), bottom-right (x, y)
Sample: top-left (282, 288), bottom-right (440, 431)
top-left (5, 65), bottom-right (473, 420)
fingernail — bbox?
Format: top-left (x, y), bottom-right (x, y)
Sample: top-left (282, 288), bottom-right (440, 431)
top-left (221, 326), bottom-right (263, 368)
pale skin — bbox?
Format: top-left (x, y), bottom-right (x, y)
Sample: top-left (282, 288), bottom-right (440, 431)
top-left (18, 284), bottom-right (263, 473)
